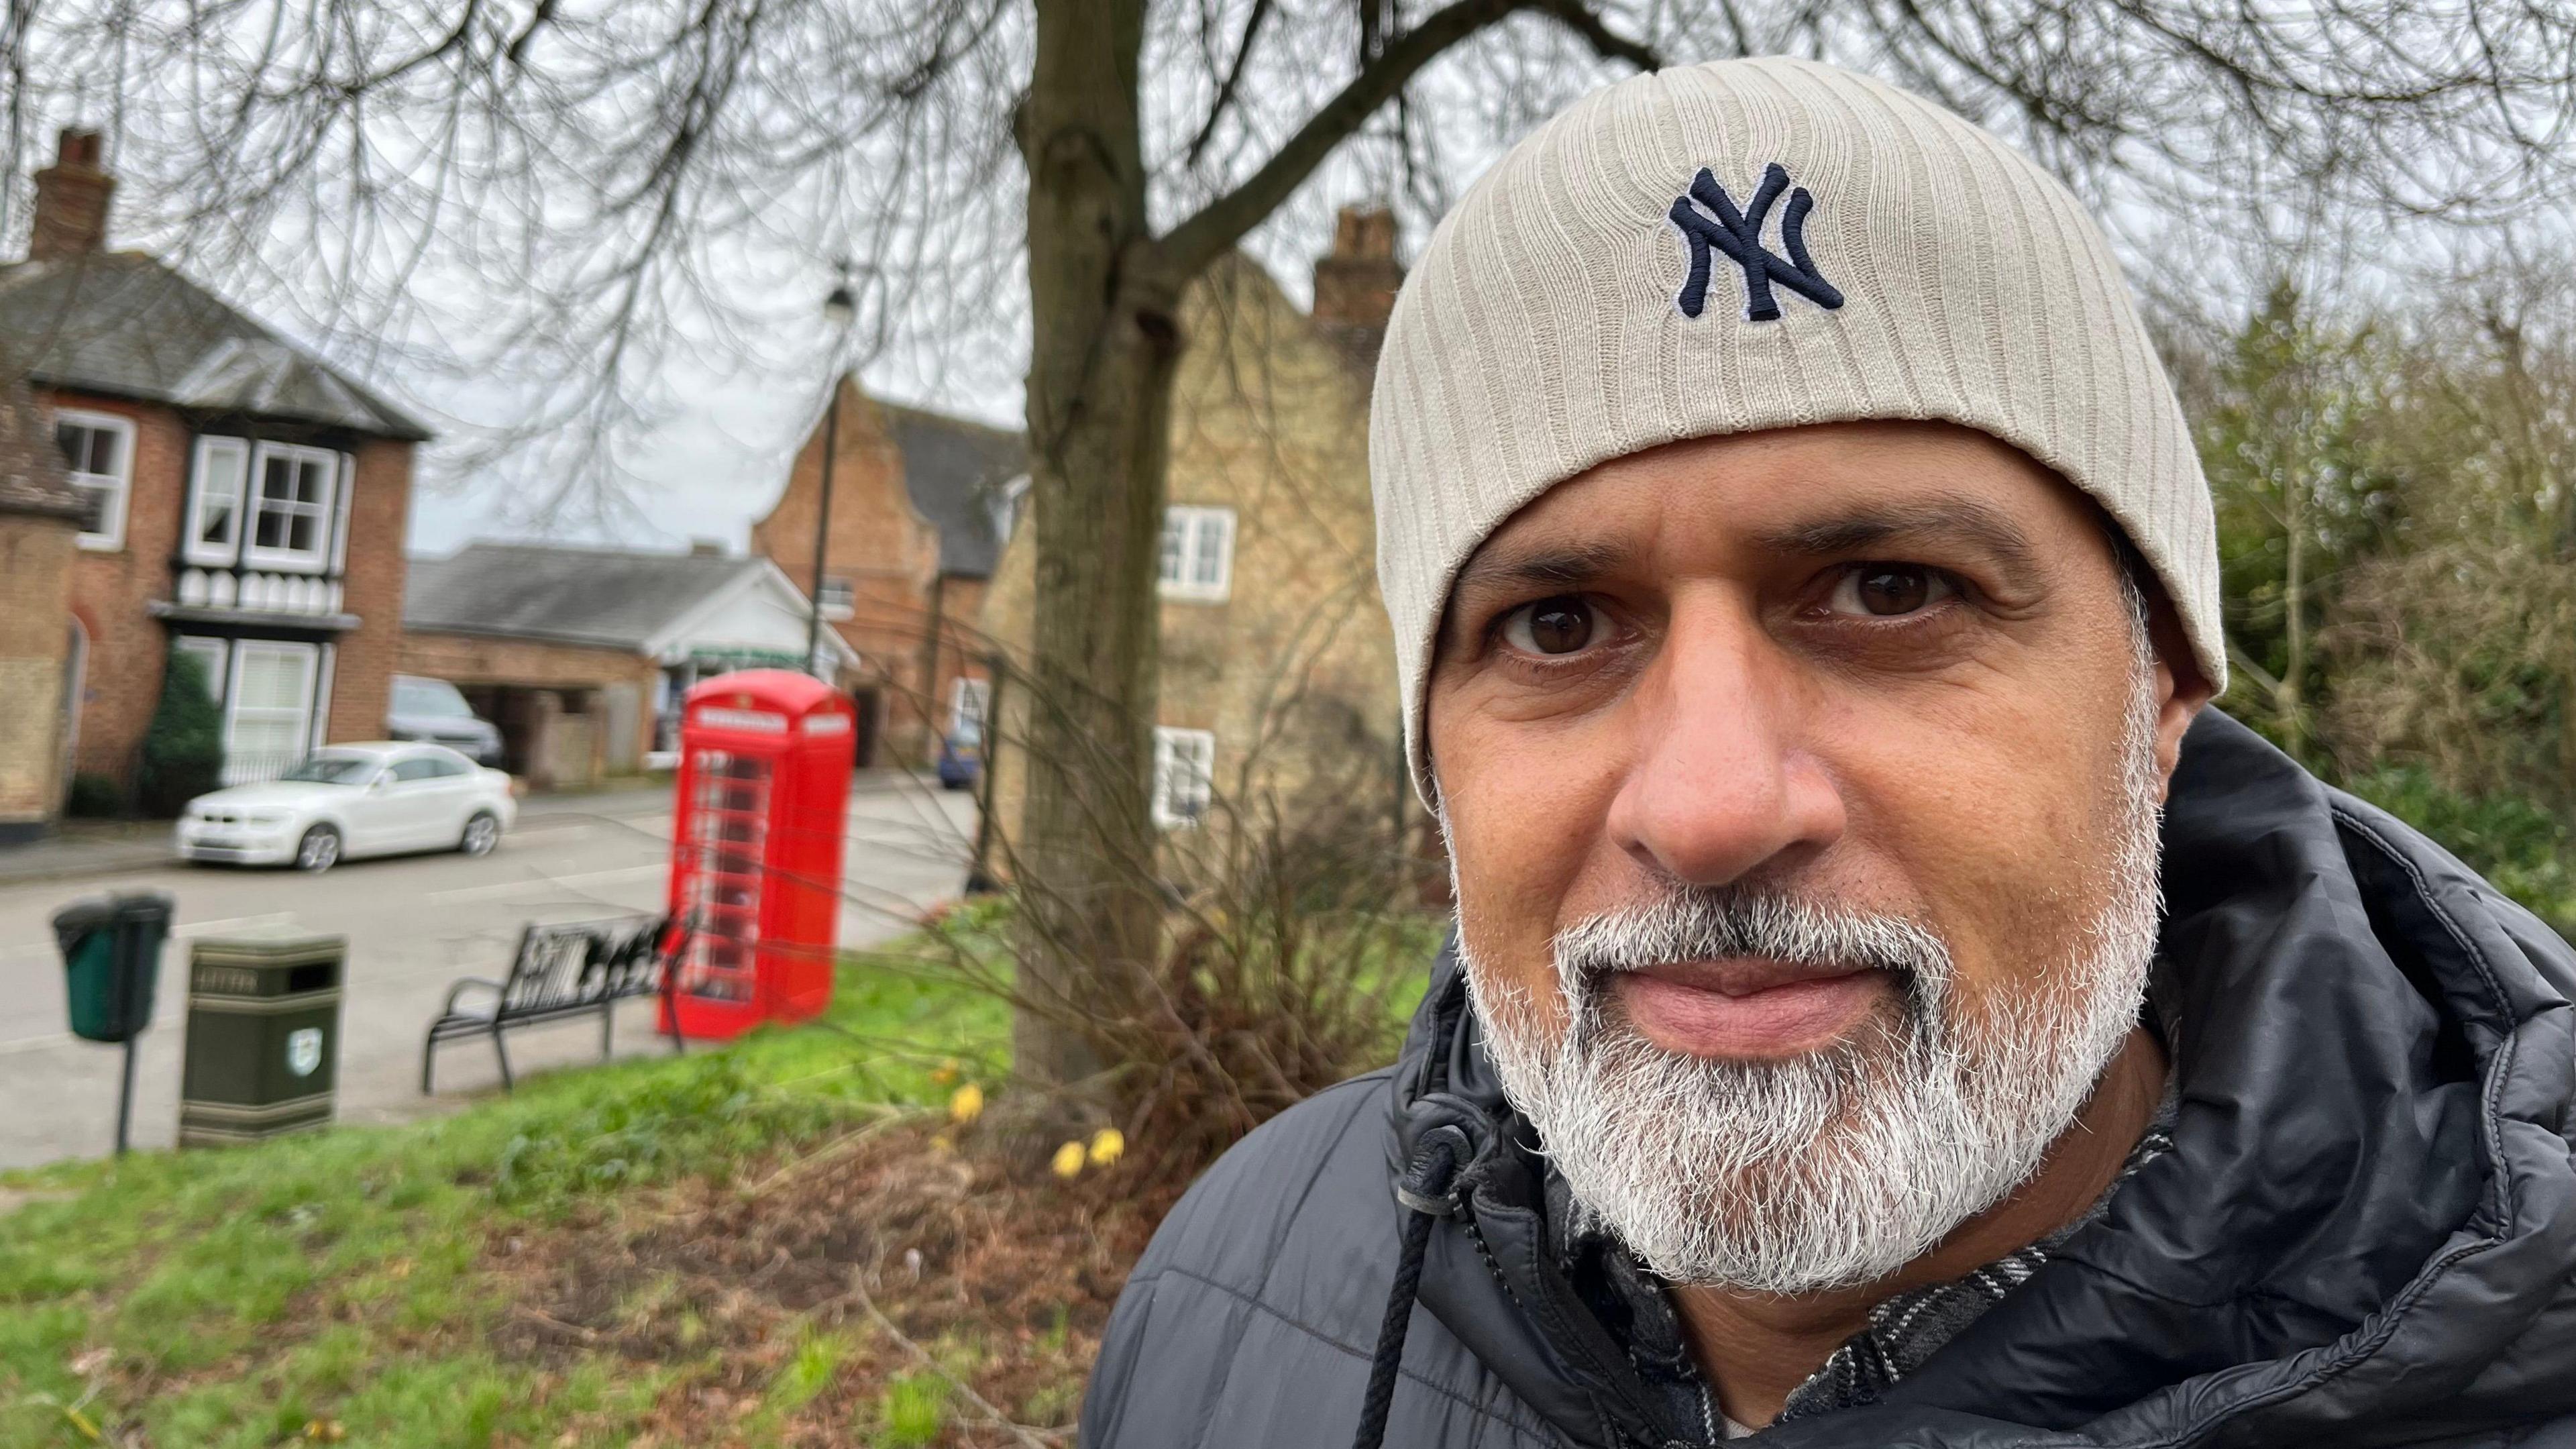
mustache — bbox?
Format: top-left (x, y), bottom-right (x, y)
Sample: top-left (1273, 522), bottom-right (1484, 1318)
top-left (1551, 885), bottom-right (1953, 990)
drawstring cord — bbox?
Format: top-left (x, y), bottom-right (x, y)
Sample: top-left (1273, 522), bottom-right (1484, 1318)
top-left (1350, 1127), bottom-right (1468, 1449)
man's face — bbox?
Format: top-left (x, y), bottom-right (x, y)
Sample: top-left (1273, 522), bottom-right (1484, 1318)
top-left (1426, 421), bottom-right (2205, 1293)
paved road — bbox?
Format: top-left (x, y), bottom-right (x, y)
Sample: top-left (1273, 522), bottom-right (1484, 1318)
top-left (0, 778), bottom-right (978, 1169)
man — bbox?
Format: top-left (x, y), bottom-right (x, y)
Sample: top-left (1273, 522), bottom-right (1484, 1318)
top-left (1082, 58), bottom-right (2576, 1448)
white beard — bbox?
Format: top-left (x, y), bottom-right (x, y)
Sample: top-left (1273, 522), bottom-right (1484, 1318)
top-left (1456, 649), bottom-right (2166, 1295)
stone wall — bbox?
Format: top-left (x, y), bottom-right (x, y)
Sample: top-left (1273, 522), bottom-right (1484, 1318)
top-left (0, 513), bottom-right (78, 838)
top-left (983, 249), bottom-right (1407, 866)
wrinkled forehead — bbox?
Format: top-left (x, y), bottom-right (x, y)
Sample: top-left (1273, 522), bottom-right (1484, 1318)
top-left (1434, 420), bottom-right (2114, 653)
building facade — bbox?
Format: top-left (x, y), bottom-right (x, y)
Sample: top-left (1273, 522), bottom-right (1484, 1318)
top-left (751, 386), bottom-right (1021, 764)
top-left (983, 206), bottom-right (1410, 854)
top-left (0, 378), bottom-right (87, 839)
top-left (0, 129), bottom-right (430, 796)
top-left (401, 541), bottom-right (861, 788)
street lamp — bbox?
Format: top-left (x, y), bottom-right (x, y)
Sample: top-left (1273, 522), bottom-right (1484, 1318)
top-left (805, 263), bottom-right (857, 680)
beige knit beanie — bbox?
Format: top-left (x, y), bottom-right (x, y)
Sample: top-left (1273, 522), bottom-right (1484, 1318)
top-left (1371, 56), bottom-right (2223, 796)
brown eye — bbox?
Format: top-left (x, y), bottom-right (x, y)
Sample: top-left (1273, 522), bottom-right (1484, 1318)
top-left (1827, 564), bottom-right (1953, 618)
top-left (1501, 596), bottom-right (1605, 656)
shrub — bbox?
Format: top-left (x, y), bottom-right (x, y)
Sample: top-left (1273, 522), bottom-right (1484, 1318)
top-left (64, 772), bottom-right (124, 818)
top-left (137, 651), bottom-right (225, 818)
top-left (2343, 765), bottom-right (2576, 941)
top-left (971, 780), bottom-right (1442, 1185)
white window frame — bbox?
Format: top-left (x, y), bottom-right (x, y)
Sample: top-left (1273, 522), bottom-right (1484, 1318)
top-left (1157, 505), bottom-right (1236, 602)
top-left (172, 636), bottom-right (229, 710)
top-left (54, 408), bottom-right (134, 551)
top-left (1150, 727), bottom-right (1216, 829)
top-left (817, 576), bottom-right (855, 621)
top-left (950, 676), bottom-right (991, 737)
top-left (184, 435), bottom-right (250, 566)
top-left (221, 640), bottom-right (321, 785)
top-left (241, 442), bottom-right (341, 572)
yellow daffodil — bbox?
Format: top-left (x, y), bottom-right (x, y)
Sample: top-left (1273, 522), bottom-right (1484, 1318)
top-left (1051, 1140), bottom-right (1087, 1179)
top-left (1087, 1128), bottom-right (1126, 1167)
top-left (948, 1083), bottom-right (984, 1125)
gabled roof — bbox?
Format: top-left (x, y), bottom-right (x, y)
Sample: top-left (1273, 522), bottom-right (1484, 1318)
top-left (881, 401), bottom-right (1022, 578)
top-left (0, 252), bottom-right (431, 441)
top-left (404, 542), bottom-right (768, 651)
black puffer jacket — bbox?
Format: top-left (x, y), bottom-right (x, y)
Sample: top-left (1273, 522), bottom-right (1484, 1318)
top-left (1081, 712), bottom-right (2576, 1448)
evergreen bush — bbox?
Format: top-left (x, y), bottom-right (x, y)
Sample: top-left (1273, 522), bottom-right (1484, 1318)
top-left (137, 651), bottom-right (225, 818)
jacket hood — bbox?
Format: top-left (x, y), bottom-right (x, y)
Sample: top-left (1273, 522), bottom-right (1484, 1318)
top-left (1389, 710), bottom-right (2576, 1446)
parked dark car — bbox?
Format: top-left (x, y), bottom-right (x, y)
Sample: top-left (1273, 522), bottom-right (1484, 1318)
top-left (386, 674), bottom-right (505, 765)
top-left (936, 724), bottom-right (981, 792)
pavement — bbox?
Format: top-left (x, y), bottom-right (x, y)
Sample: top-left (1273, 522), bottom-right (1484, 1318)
top-left (0, 773), bottom-right (979, 1170)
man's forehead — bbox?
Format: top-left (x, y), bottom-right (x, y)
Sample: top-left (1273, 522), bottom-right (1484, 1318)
top-left (1452, 423), bottom-right (2078, 595)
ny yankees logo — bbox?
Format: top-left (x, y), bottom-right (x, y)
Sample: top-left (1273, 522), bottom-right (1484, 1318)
top-left (1667, 162), bottom-right (1845, 322)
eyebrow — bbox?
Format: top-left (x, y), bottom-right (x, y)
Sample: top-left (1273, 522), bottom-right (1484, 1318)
top-left (1752, 492), bottom-right (2044, 589)
top-left (1448, 539), bottom-right (1635, 602)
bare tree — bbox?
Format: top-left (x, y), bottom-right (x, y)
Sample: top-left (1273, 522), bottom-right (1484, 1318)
top-left (11, 0), bottom-right (2576, 1088)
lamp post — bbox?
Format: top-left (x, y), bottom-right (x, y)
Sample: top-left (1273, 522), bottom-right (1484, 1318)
top-left (804, 266), bottom-right (857, 680)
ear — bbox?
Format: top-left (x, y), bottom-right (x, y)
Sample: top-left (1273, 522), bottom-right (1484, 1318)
top-left (2145, 600), bottom-right (2216, 804)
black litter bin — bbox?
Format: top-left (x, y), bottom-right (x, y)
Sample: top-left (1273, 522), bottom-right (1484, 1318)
top-left (179, 924), bottom-right (346, 1148)
top-left (50, 892), bottom-right (176, 1152)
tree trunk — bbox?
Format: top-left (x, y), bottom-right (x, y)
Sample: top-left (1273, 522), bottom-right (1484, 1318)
top-left (1012, 0), bottom-right (1183, 1090)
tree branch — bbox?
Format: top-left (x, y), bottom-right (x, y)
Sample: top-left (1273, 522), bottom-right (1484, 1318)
top-left (1529, 0), bottom-right (1661, 72)
top-left (1185, 0), bottom-right (1275, 166)
top-left (1161, 0), bottom-right (1660, 276)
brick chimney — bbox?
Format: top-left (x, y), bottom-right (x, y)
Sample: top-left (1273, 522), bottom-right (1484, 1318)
top-left (1312, 205), bottom-right (1402, 337)
top-left (30, 129), bottom-right (114, 262)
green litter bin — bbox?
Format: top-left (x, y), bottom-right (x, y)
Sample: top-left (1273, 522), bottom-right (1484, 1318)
top-left (179, 924), bottom-right (347, 1147)
top-left (52, 893), bottom-right (172, 1043)
top-left (50, 892), bottom-right (176, 1154)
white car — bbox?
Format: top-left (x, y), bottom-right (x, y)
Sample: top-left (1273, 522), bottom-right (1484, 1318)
top-left (176, 742), bottom-right (520, 872)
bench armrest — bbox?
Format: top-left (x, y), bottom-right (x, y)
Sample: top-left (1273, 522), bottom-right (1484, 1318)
top-left (437, 975), bottom-right (507, 1016)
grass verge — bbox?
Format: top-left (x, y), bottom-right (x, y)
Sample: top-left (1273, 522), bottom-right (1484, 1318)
top-left (0, 950), bottom-right (1018, 1448)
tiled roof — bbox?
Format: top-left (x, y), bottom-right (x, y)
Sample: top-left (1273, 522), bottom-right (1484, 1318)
top-left (882, 402), bottom-right (1022, 578)
top-left (0, 252), bottom-right (431, 441)
top-left (403, 542), bottom-right (762, 651)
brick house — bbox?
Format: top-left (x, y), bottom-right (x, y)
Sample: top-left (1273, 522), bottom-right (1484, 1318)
top-left (0, 129), bottom-right (431, 795)
top-left (401, 541), bottom-right (861, 788)
top-left (751, 387), bottom-right (1021, 764)
top-left (983, 206), bottom-right (1409, 846)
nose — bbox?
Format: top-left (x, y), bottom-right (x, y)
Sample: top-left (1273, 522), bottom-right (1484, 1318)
top-left (1603, 598), bottom-right (1847, 888)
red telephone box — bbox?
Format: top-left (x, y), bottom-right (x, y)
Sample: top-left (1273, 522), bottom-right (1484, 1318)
top-left (664, 670), bottom-right (856, 1040)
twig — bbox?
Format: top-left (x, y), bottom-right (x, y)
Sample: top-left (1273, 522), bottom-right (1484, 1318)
top-left (736, 1108), bottom-right (917, 1199)
top-left (509, 1305), bottom-right (602, 1343)
top-left (847, 1268), bottom-right (1063, 1449)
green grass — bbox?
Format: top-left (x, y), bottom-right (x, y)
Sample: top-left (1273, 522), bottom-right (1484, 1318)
top-left (0, 955), bottom-right (1005, 1448)
top-left (877, 1371), bottom-right (952, 1447)
top-left (0, 891), bottom-right (1446, 1447)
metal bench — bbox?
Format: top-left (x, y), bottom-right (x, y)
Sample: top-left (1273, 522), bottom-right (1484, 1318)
top-left (421, 915), bottom-right (680, 1093)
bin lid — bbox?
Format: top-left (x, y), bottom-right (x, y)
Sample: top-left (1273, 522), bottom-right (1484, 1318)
top-left (189, 920), bottom-right (346, 969)
top-left (50, 896), bottom-right (115, 935)
top-left (50, 896), bottom-right (115, 957)
top-left (109, 892), bottom-right (176, 926)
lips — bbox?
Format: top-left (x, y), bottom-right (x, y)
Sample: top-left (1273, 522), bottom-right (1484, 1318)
top-left (1605, 957), bottom-right (1894, 1060)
